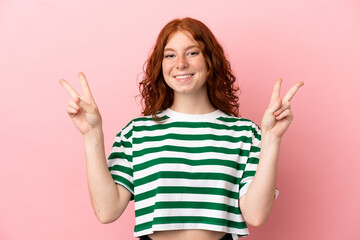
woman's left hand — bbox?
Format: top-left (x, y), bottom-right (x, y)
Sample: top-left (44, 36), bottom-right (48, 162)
top-left (261, 79), bottom-right (304, 139)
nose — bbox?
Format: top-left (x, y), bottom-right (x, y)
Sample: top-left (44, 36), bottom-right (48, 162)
top-left (176, 55), bottom-right (189, 69)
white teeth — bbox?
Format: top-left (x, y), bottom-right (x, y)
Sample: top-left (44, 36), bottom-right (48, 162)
top-left (175, 74), bottom-right (192, 79)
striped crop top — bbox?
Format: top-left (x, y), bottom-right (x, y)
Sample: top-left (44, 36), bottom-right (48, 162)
top-left (107, 108), bottom-right (278, 239)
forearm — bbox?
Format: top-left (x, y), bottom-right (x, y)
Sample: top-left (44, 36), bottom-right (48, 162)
top-left (83, 127), bottom-right (123, 223)
top-left (60, 73), bottom-right (130, 223)
top-left (240, 133), bottom-right (281, 226)
top-left (240, 79), bottom-right (303, 226)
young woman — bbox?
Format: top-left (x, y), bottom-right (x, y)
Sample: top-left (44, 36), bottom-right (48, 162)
top-left (60, 17), bottom-right (303, 240)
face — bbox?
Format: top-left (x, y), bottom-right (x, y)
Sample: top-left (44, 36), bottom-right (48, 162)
top-left (162, 31), bottom-right (208, 97)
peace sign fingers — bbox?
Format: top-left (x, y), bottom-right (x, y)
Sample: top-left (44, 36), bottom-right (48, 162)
top-left (262, 78), bottom-right (304, 138)
top-left (59, 72), bottom-right (95, 103)
top-left (59, 72), bottom-right (102, 135)
top-left (283, 81), bottom-right (304, 102)
top-left (273, 81), bottom-right (304, 116)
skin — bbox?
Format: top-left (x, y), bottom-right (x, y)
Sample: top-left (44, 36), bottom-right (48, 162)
top-left (162, 31), bottom-right (215, 115)
top-left (239, 78), bottom-right (304, 227)
top-left (59, 74), bottom-right (132, 225)
top-left (60, 33), bottom-right (303, 239)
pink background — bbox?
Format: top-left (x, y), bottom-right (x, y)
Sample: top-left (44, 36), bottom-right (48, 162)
top-left (1, 0), bottom-right (359, 239)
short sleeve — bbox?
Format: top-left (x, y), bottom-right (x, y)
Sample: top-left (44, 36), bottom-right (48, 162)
top-left (107, 121), bottom-right (134, 200)
top-left (239, 122), bottom-right (279, 199)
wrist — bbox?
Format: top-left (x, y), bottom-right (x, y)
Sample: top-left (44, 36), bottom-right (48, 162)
top-left (83, 126), bottom-right (104, 140)
top-left (261, 131), bottom-right (282, 144)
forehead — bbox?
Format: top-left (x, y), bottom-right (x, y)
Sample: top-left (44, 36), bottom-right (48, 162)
top-left (164, 30), bottom-right (199, 50)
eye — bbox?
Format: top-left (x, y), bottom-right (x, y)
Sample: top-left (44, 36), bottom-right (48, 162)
top-left (187, 51), bottom-right (199, 56)
top-left (164, 54), bottom-right (175, 58)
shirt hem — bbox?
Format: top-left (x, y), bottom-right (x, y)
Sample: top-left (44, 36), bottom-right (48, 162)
top-left (134, 224), bottom-right (249, 238)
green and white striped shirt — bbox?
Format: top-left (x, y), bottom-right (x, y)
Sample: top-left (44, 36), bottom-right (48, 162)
top-left (108, 108), bottom-right (277, 239)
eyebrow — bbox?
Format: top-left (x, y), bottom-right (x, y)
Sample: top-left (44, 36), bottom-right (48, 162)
top-left (164, 45), bottom-right (200, 52)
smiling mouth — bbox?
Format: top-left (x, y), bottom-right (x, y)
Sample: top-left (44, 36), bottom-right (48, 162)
top-left (174, 74), bottom-right (194, 80)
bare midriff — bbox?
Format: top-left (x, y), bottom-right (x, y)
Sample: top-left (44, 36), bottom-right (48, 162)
top-left (148, 229), bottom-right (227, 240)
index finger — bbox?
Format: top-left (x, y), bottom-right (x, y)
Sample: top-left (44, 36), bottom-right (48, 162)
top-left (283, 81), bottom-right (304, 102)
top-left (59, 79), bottom-right (80, 99)
top-left (269, 78), bottom-right (283, 105)
top-left (79, 72), bottom-right (94, 101)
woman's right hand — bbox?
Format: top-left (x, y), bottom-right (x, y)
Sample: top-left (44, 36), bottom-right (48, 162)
top-left (60, 72), bottom-right (102, 135)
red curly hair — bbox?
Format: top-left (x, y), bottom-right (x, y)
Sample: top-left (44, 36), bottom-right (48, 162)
top-left (139, 17), bottom-right (239, 120)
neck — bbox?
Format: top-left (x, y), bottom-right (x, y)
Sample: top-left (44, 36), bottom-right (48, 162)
top-left (170, 90), bottom-right (216, 114)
